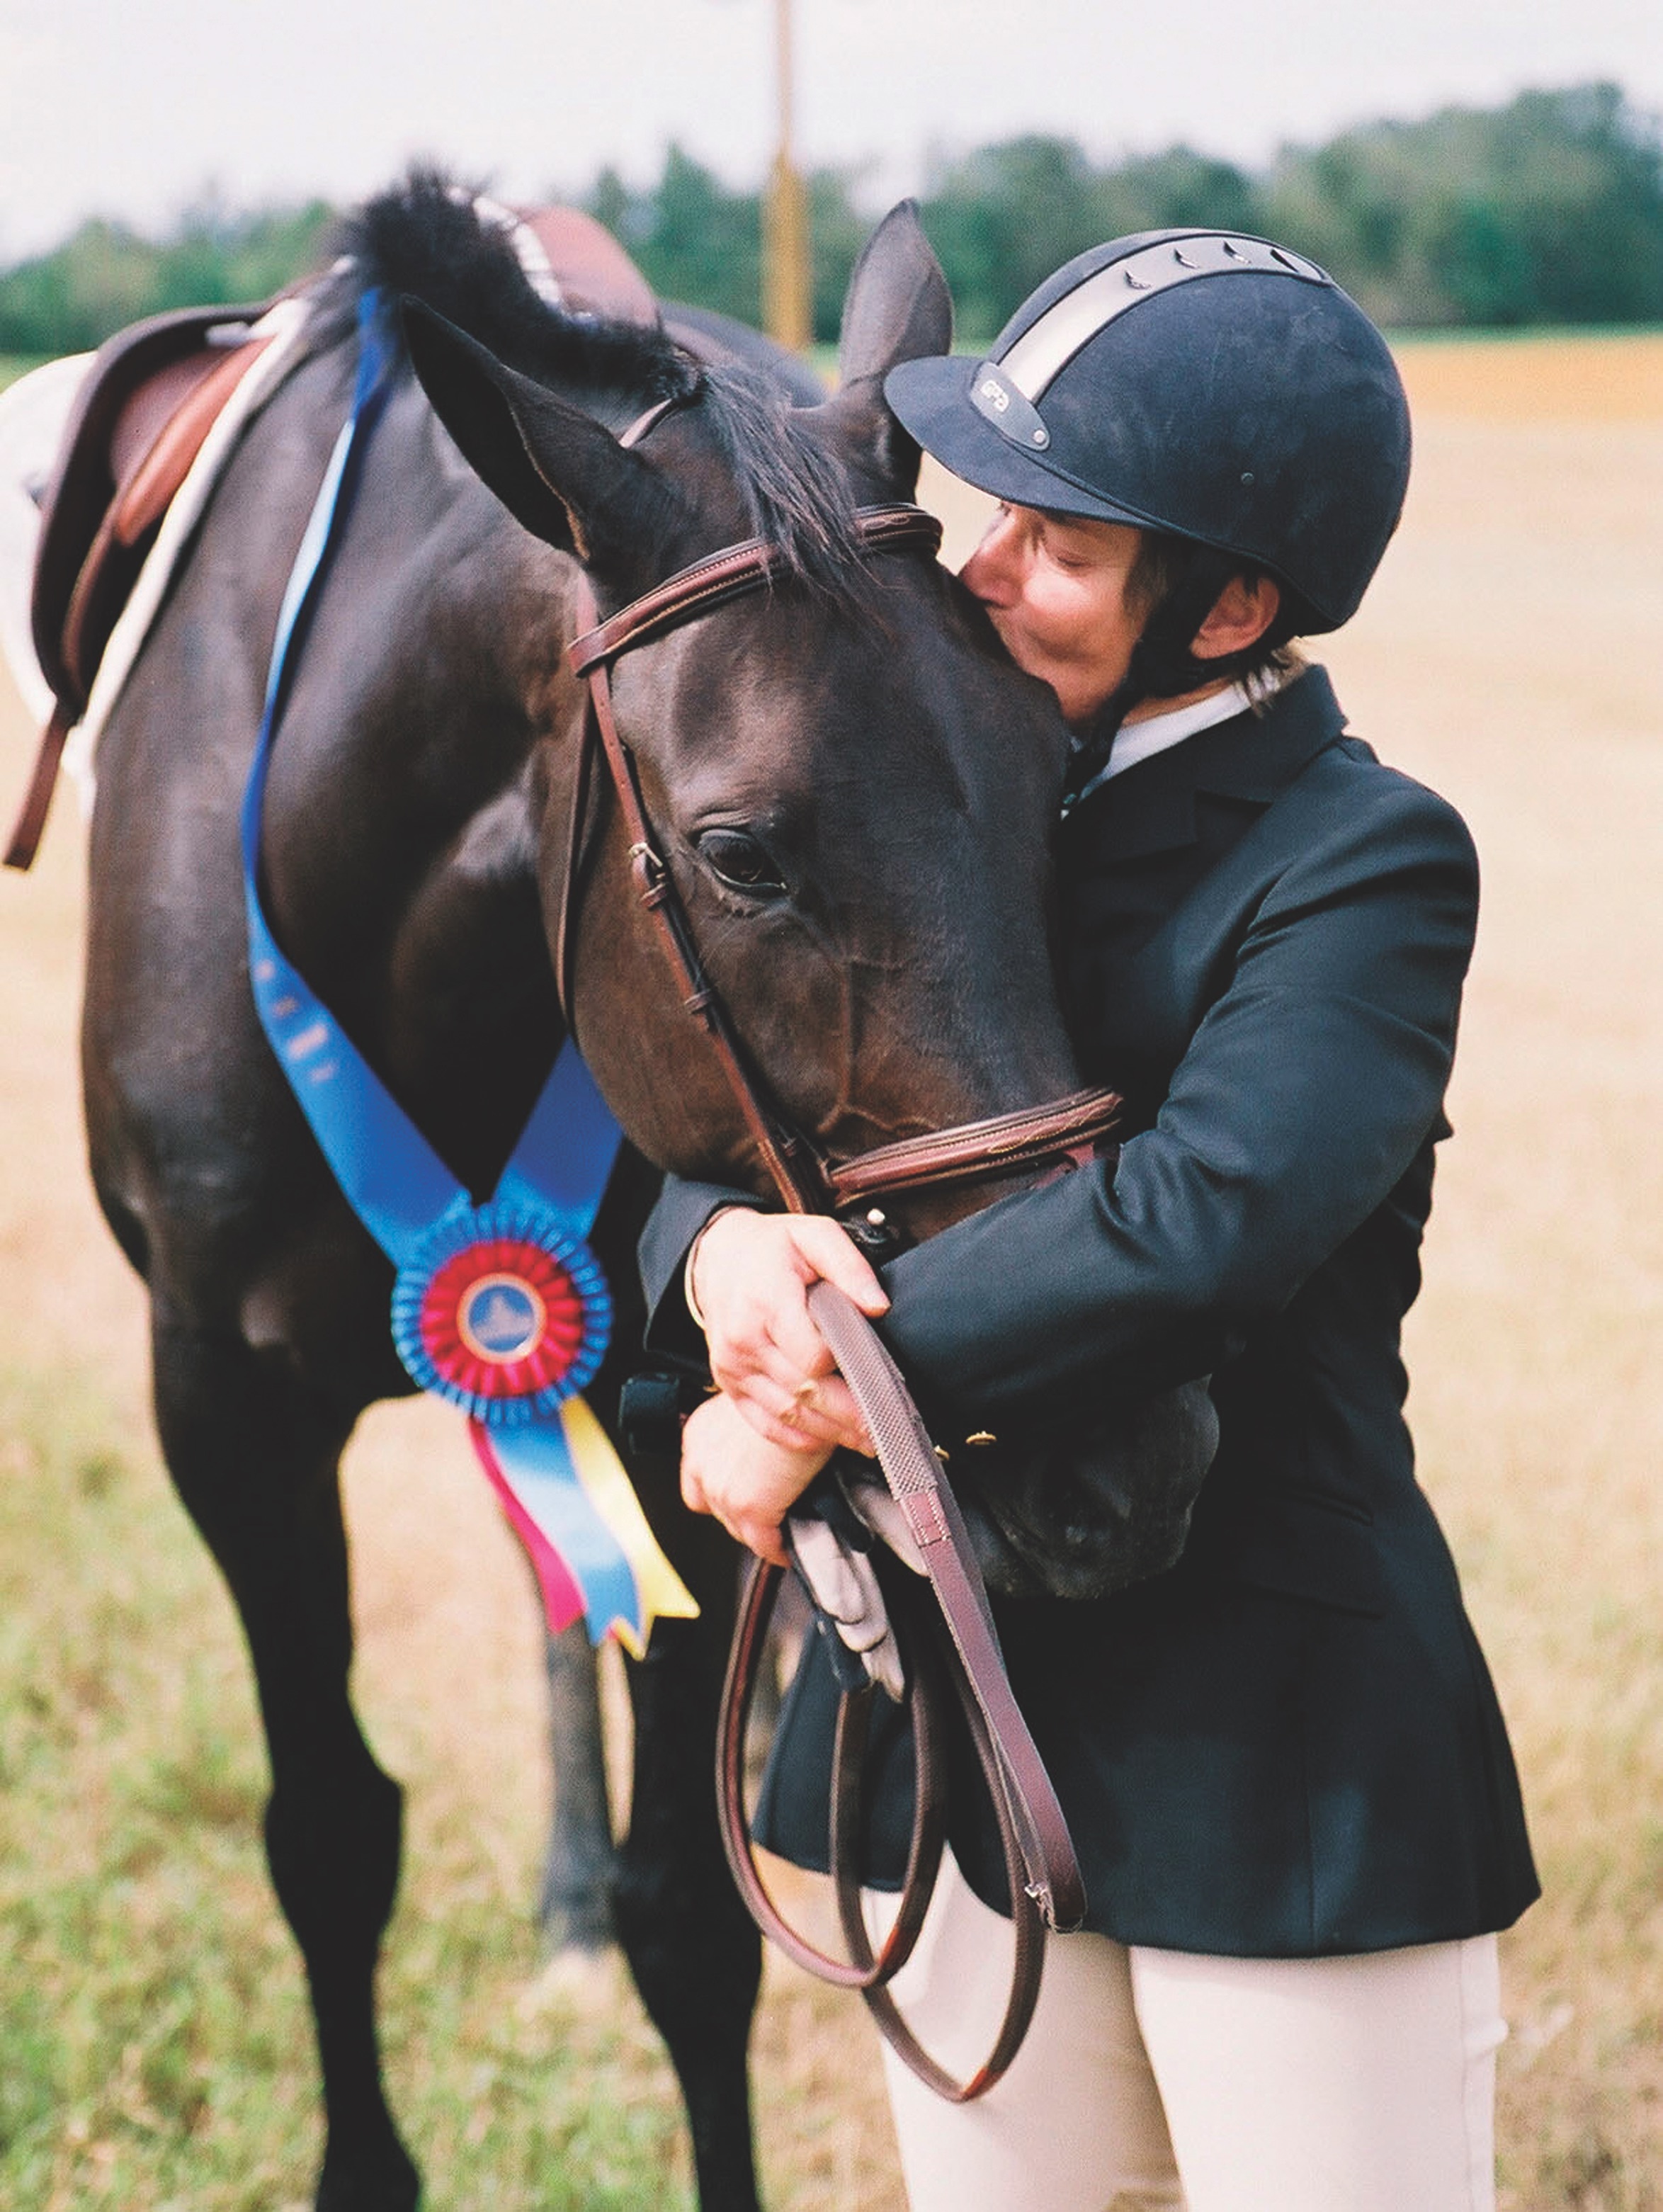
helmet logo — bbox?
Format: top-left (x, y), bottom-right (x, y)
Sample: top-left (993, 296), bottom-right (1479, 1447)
top-left (970, 364), bottom-right (1051, 450)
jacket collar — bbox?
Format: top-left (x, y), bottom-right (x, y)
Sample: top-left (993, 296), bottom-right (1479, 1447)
top-left (1065, 663), bottom-right (1350, 863)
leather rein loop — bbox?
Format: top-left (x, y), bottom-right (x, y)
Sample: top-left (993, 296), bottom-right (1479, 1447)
top-left (562, 493), bottom-right (1102, 2099)
top-left (714, 1283), bottom-right (1089, 2101)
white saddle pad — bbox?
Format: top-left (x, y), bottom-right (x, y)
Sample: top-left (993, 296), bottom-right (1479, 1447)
top-left (0, 353), bottom-right (92, 730)
top-left (0, 295), bottom-right (312, 815)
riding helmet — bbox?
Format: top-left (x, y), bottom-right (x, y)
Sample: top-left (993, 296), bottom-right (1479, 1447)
top-left (884, 230), bottom-right (1411, 635)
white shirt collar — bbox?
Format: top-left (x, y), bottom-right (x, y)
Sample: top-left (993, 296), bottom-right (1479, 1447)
top-left (1070, 680), bottom-right (1256, 808)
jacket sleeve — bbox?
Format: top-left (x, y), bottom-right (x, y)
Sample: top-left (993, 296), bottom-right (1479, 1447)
top-left (878, 775), bottom-right (1480, 1428)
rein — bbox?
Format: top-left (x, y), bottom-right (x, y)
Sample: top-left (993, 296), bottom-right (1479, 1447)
top-left (564, 498), bottom-right (1115, 2097)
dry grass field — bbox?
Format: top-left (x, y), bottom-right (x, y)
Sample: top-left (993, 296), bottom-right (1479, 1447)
top-left (0, 327), bottom-right (1659, 2207)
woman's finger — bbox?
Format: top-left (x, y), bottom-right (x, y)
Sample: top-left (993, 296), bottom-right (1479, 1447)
top-left (785, 1217), bottom-right (890, 1317)
top-left (708, 1308), bottom-right (823, 1395)
top-left (691, 1215), bottom-right (888, 1390)
top-left (726, 1513), bottom-right (790, 1569)
top-left (719, 1366), bottom-right (873, 1451)
top-left (679, 1392), bottom-right (827, 1567)
top-left (761, 1300), bottom-right (841, 1389)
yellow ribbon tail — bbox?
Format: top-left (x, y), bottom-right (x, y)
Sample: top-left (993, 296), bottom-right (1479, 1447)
top-left (560, 1394), bottom-right (699, 1655)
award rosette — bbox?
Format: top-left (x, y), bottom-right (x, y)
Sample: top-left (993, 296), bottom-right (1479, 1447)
top-left (391, 1201), bottom-right (612, 1422)
top-left (237, 293), bottom-right (696, 1657)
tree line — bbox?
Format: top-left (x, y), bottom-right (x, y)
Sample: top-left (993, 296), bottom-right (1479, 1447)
top-left (2, 81), bottom-right (1657, 358)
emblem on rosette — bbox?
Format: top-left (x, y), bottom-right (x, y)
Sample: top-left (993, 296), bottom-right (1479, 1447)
top-left (390, 1200), bottom-right (612, 1424)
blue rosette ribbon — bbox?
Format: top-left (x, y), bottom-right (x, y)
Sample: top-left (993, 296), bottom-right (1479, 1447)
top-left (237, 293), bottom-right (696, 1655)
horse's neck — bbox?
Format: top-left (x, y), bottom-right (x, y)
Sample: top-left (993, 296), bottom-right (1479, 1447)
top-left (245, 364), bottom-right (580, 1196)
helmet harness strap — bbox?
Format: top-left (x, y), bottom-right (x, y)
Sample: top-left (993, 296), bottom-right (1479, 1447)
top-left (1063, 542), bottom-right (1244, 808)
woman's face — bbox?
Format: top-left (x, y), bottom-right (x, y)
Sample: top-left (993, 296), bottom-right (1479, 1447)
top-left (958, 504), bottom-right (1150, 728)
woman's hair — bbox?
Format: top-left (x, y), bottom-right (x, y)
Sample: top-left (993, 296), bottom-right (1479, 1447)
top-left (1127, 531), bottom-right (1302, 701)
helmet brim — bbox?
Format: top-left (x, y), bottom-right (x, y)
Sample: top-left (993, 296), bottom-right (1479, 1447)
top-left (885, 355), bottom-right (1166, 533)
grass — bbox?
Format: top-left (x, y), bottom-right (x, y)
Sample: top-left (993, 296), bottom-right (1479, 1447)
top-left (0, 334), bottom-right (1659, 2206)
top-left (0, 1361), bottom-right (705, 2211)
top-left (0, 1349), bottom-right (901, 2208)
top-left (0, 1361), bottom-right (318, 2208)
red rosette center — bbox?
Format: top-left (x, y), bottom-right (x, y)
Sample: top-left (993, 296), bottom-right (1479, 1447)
top-left (418, 1236), bottom-right (589, 1405)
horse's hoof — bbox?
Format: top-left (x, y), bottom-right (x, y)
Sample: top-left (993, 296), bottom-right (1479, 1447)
top-left (315, 2133), bottom-right (421, 2212)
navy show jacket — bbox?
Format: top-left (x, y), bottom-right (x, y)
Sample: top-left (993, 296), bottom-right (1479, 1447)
top-left (640, 664), bottom-right (1538, 1956)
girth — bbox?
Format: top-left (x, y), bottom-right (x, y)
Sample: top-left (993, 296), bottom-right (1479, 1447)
top-left (564, 499), bottom-right (1114, 2096)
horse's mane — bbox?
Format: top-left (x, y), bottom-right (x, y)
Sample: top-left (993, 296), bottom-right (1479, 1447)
top-left (313, 169), bottom-right (865, 596)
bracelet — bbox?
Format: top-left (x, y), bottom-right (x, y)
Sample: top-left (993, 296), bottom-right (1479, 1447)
top-left (683, 1211), bottom-right (733, 1336)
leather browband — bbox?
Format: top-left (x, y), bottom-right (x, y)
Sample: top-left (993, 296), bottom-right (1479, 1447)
top-left (568, 504), bottom-right (943, 673)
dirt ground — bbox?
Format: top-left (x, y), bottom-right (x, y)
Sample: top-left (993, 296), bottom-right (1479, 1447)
top-left (1, 328), bottom-right (1659, 2206)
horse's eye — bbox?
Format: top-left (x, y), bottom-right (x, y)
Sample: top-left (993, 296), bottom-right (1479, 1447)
top-left (696, 827), bottom-right (790, 899)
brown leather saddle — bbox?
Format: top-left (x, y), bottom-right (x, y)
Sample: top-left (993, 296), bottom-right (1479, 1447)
top-left (4, 203), bottom-right (663, 872)
top-left (33, 301), bottom-right (279, 727)
top-left (515, 204), bottom-right (657, 327)
top-left (5, 299), bottom-right (280, 868)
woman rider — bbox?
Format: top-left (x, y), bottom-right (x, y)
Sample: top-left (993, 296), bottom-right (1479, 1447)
top-left (639, 229), bottom-right (1537, 2208)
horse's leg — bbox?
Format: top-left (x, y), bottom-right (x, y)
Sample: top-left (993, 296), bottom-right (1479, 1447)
top-left (149, 1303), bottom-right (419, 2212)
top-left (615, 1565), bottom-right (762, 2212)
top-left (537, 1621), bottom-right (617, 1954)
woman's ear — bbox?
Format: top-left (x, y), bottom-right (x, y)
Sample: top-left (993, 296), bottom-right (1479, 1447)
top-left (1192, 572), bottom-right (1282, 662)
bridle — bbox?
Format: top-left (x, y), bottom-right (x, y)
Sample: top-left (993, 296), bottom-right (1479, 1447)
top-left (562, 501), bottom-right (1122, 1230)
top-left (560, 410), bottom-right (1119, 2099)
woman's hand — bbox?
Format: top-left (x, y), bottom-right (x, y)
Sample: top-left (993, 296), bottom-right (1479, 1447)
top-left (688, 1209), bottom-right (887, 1454)
top-left (680, 1391), bottom-right (832, 1567)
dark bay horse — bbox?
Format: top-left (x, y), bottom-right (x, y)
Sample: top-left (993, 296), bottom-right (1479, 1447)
top-left (80, 178), bottom-right (1086, 2208)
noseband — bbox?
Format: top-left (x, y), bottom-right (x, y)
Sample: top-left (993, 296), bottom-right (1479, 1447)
top-left (563, 504), bottom-right (1123, 1228)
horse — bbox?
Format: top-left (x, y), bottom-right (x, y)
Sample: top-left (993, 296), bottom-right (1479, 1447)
top-left (78, 174), bottom-right (1091, 2209)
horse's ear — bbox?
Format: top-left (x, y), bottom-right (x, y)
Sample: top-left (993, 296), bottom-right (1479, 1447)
top-left (836, 202), bottom-right (953, 387)
top-left (819, 203), bottom-right (953, 498)
top-left (399, 299), bottom-right (670, 577)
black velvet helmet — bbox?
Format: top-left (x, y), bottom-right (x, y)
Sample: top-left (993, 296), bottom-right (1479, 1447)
top-left (884, 229), bottom-right (1411, 637)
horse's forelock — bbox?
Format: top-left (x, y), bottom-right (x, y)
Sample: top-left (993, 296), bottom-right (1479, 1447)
top-left (696, 367), bottom-right (871, 606)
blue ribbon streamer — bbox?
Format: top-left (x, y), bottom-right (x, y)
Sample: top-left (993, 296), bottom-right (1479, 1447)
top-left (239, 294), bottom-right (623, 1271)
top-left (235, 291), bottom-right (674, 1648)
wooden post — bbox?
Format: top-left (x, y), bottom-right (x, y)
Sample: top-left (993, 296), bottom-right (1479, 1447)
top-left (763, 0), bottom-right (812, 352)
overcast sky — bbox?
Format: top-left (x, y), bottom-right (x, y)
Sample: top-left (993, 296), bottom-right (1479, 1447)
top-left (1, 0), bottom-right (1659, 261)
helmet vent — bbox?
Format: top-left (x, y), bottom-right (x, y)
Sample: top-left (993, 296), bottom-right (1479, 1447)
top-left (998, 234), bottom-right (1330, 404)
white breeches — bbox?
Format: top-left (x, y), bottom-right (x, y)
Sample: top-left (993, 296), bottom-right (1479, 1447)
top-left (873, 1853), bottom-right (1505, 2212)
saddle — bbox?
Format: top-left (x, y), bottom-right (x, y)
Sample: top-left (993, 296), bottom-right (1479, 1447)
top-left (6, 300), bottom-right (279, 868)
top-left (4, 203), bottom-right (662, 873)
top-left (513, 205), bottom-right (657, 327)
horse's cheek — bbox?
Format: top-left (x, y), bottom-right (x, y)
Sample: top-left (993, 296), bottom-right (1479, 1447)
top-left (737, 924), bottom-right (852, 1126)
